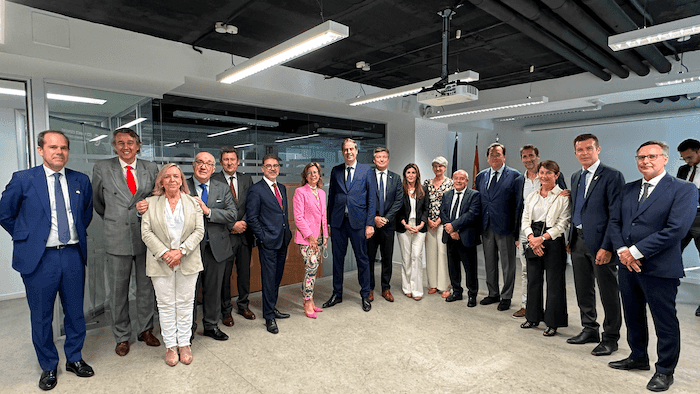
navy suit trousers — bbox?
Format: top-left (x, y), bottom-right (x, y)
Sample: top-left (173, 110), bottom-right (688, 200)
top-left (331, 216), bottom-right (371, 298)
top-left (258, 243), bottom-right (288, 320)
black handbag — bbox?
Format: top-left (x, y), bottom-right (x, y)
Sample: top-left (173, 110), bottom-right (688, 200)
top-left (523, 221), bottom-right (546, 259)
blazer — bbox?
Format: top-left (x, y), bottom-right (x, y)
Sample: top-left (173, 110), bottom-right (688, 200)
top-left (568, 163), bottom-right (625, 254)
top-left (211, 170), bottom-right (255, 246)
top-left (439, 188), bottom-right (482, 248)
top-left (140, 194), bottom-right (204, 277)
top-left (474, 165), bottom-right (524, 237)
top-left (246, 179), bottom-right (292, 250)
top-left (395, 185), bottom-right (429, 234)
top-left (521, 185), bottom-right (571, 241)
top-left (186, 177), bottom-right (237, 262)
top-left (676, 164), bottom-right (700, 204)
top-left (327, 162), bottom-right (377, 230)
top-left (0, 165), bottom-right (93, 275)
top-left (610, 173), bottom-right (698, 279)
top-left (370, 169), bottom-right (403, 230)
top-left (293, 184), bottom-right (328, 245)
top-left (92, 157), bottom-right (159, 256)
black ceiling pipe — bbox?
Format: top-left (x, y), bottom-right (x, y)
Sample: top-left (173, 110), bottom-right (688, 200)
top-left (466, 0), bottom-right (611, 81)
top-left (579, 0), bottom-right (672, 74)
top-left (540, 0), bottom-right (650, 76)
top-left (499, 0), bottom-right (628, 78)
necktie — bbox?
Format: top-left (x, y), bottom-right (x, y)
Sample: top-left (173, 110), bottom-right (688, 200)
top-left (451, 191), bottom-right (462, 220)
top-left (54, 173), bottom-right (70, 244)
top-left (229, 176), bottom-right (237, 201)
top-left (125, 165), bottom-right (136, 195)
top-left (346, 167), bottom-right (352, 188)
top-left (273, 183), bottom-right (283, 209)
top-left (487, 171), bottom-right (497, 190)
top-left (639, 182), bottom-right (651, 204)
top-left (572, 169), bottom-right (588, 227)
top-left (690, 165), bottom-right (697, 182)
top-left (200, 184), bottom-right (208, 204)
top-left (378, 172), bottom-right (385, 216)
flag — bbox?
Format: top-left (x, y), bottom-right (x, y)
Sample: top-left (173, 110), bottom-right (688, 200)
top-left (452, 134), bottom-right (458, 175)
top-left (472, 134), bottom-right (480, 189)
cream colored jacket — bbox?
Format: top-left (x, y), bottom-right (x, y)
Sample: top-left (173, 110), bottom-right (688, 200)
top-left (521, 185), bottom-right (571, 241)
top-left (141, 194), bottom-right (204, 277)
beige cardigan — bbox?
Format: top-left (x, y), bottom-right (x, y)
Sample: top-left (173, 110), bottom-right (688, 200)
top-left (521, 185), bottom-right (571, 241)
top-left (141, 194), bottom-right (204, 277)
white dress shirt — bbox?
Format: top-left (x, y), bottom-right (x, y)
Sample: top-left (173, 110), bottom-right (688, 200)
top-left (580, 159), bottom-right (600, 198)
top-left (43, 165), bottom-right (79, 246)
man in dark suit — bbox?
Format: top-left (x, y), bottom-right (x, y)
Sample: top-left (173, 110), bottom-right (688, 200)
top-left (212, 147), bottom-right (256, 325)
top-left (675, 138), bottom-right (700, 317)
top-left (474, 142), bottom-right (523, 311)
top-left (92, 128), bottom-right (160, 357)
top-left (246, 154), bottom-right (293, 334)
top-left (323, 138), bottom-right (377, 312)
top-left (566, 134), bottom-right (625, 357)
top-left (608, 141), bottom-right (697, 392)
top-left (187, 152), bottom-right (237, 341)
top-left (367, 147), bottom-right (403, 302)
top-left (0, 130), bottom-right (95, 390)
top-left (440, 170), bottom-right (481, 306)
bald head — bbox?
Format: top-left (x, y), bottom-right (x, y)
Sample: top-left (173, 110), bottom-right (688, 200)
top-left (452, 170), bottom-right (468, 191)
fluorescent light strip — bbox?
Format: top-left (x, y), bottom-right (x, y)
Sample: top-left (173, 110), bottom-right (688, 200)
top-left (0, 0), bottom-right (5, 45)
top-left (655, 73), bottom-right (700, 86)
top-left (428, 97), bottom-right (548, 120)
top-left (234, 143), bottom-right (254, 148)
top-left (0, 87), bottom-right (25, 96)
top-left (609, 15), bottom-right (700, 51)
top-left (117, 118), bottom-right (147, 129)
top-left (218, 20), bottom-right (349, 84)
top-left (172, 110), bottom-right (279, 128)
top-left (275, 134), bottom-right (320, 143)
top-left (164, 139), bottom-right (190, 147)
top-left (89, 134), bottom-right (108, 142)
top-left (0, 88), bottom-right (106, 104)
top-left (207, 127), bottom-right (248, 138)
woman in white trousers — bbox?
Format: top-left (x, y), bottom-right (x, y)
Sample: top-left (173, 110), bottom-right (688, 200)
top-left (423, 157), bottom-right (454, 297)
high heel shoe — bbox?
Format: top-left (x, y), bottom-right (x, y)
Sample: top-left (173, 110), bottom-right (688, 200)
top-left (179, 345), bottom-right (193, 365)
top-left (305, 311), bottom-right (317, 319)
top-left (543, 327), bottom-right (557, 337)
top-left (313, 307), bottom-right (323, 312)
top-left (165, 347), bottom-right (178, 367)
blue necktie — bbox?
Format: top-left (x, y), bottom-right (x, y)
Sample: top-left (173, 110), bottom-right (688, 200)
top-left (572, 169), bottom-right (588, 227)
top-left (54, 173), bottom-right (70, 244)
top-left (487, 170), bottom-right (497, 190)
top-left (200, 184), bottom-right (208, 204)
top-left (378, 172), bottom-right (385, 216)
top-left (346, 167), bottom-right (352, 188)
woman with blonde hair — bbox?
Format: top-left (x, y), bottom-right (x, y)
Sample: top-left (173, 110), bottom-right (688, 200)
top-left (424, 157), bottom-right (453, 297)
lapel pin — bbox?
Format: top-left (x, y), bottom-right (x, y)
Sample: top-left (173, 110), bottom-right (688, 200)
top-left (594, 176), bottom-right (599, 181)
top-left (76, 190), bottom-right (81, 194)
top-left (216, 199), bottom-right (222, 203)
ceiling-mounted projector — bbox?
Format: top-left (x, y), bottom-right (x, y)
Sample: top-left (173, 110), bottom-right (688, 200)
top-left (417, 83), bottom-right (478, 106)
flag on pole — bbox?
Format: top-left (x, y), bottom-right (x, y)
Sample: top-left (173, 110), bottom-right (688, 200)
top-left (472, 134), bottom-right (480, 189)
top-left (452, 134), bottom-right (459, 175)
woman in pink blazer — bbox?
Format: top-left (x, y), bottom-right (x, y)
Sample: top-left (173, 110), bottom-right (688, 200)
top-left (293, 162), bottom-right (329, 318)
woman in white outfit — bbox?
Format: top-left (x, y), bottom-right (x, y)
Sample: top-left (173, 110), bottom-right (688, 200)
top-left (423, 156), bottom-right (453, 297)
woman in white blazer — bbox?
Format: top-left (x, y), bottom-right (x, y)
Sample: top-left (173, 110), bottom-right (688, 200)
top-left (141, 163), bottom-right (204, 366)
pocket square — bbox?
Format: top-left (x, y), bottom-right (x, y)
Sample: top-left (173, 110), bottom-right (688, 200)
top-left (216, 199), bottom-right (222, 203)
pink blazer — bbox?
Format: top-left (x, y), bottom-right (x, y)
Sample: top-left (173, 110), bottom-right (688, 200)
top-left (293, 184), bottom-right (328, 245)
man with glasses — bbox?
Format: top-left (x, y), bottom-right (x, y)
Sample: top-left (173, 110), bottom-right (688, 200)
top-left (187, 152), bottom-right (237, 341)
top-left (675, 139), bottom-right (700, 317)
top-left (608, 141), bottom-right (697, 392)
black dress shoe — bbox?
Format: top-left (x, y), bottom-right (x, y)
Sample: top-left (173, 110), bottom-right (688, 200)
top-left (480, 296), bottom-right (500, 305)
top-left (273, 309), bottom-right (290, 319)
top-left (202, 327), bottom-right (229, 341)
top-left (39, 370), bottom-right (57, 391)
top-left (445, 293), bottom-right (463, 302)
top-left (266, 318), bottom-right (279, 334)
top-left (467, 296), bottom-right (477, 307)
top-left (361, 297), bottom-right (371, 312)
top-left (497, 299), bottom-right (511, 311)
top-left (647, 372), bottom-right (674, 392)
top-left (608, 356), bottom-right (651, 371)
top-left (66, 360), bottom-right (94, 377)
top-left (322, 294), bottom-right (342, 308)
top-left (567, 329), bottom-right (600, 345)
top-left (591, 341), bottom-right (618, 356)
top-left (695, 304), bottom-right (700, 317)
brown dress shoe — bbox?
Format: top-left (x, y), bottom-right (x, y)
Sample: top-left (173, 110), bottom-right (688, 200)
top-left (237, 308), bottom-right (256, 320)
top-left (115, 341), bottom-right (130, 356)
top-left (368, 290), bottom-right (374, 302)
top-left (222, 315), bottom-right (234, 327)
top-left (382, 289), bottom-right (394, 302)
top-left (138, 329), bottom-right (161, 347)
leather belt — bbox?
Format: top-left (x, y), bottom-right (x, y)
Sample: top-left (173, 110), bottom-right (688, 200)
top-left (46, 243), bottom-right (78, 250)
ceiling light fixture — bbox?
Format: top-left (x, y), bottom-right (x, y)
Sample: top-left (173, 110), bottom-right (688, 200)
top-left (0, 87), bottom-right (106, 104)
top-left (89, 134), bottom-right (109, 142)
top-left (118, 118), bottom-right (147, 129)
top-left (0, 87), bottom-right (25, 96)
top-left (655, 71), bottom-right (700, 86)
top-left (217, 20), bottom-right (349, 84)
top-left (215, 22), bottom-right (238, 35)
top-left (608, 15), bottom-right (700, 51)
top-left (347, 70), bottom-right (479, 106)
top-left (164, 139), bottom-right (190, 147)
top-left (234, 143), bottom-right (254, 148)
top-left (207, 126), bottom-right (248, 138)
top-left (172, 110), bottom-right (279, 128)
top-left (275, 134), bottom-right (320, 143)
top-left (427, 96), bottom-right (548, 120)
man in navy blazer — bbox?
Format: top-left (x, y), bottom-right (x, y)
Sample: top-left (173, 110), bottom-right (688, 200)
top-left (0, 130), bottom-right (94, 390)
top-left (367, 147), bottom-right (403, 302)
top-left (440, 170), bottom-right (481, 306)
top-left (474, 142), bottom-right (524, 311)
top-left (567, 134), bottom-right (625, 357)
top-left (608, 141), bottom-right (697, 392)
top-left (323, 138), bottom-right (377, 312)
top-left (246, 154), bottom-right (292, 334)
top-left (675, 138), bottom-right (700, 317)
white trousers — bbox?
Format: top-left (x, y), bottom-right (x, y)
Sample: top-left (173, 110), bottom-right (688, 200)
top-left (151, 269), bottom-right (199, 349)
top-left (397, 219), bottom-right (427, 298)
top-left (518, 230), bottom-right (528, 308)
top-left (425, 224), bottom-right (450, 290)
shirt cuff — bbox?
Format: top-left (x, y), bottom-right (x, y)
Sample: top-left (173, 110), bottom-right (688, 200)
top-left (629, 246), bottom-right (643, 260)
top-left (524, 228), bottom-right (533, 237)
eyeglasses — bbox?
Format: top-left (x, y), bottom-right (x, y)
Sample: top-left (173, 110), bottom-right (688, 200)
top-left (194, 160), bottom-right (215, 168)
top-left (635, 154), bottom-right (664, 162)
top-left (262, 164), bottom-right (281, 169)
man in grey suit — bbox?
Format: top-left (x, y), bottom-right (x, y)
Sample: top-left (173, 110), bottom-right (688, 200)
top-left (212, 147), bottom-right (256, 325)
top-left (92, 128), bottom-right (161, 356)
top-left (187, 152), bottom-right (237, 341)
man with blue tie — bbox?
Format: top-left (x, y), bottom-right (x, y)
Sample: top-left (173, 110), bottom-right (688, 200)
top-left (0, 130), bottom-right (94, 390)
top-left (567, 134), bottom-right (625, 358)
top-left (246, 154), bottom-right (293, 334)
top-left (323, 138), bottom-right (377, 312)
top-left (608, 141), bottom-right (697, 392)
top-left (367, 147), bottom-right (403, 302)
top-left (474, 142), bottom-right (524, 311)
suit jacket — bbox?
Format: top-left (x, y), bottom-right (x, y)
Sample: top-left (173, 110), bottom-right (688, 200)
top-left (327, 162), bottom-right (377, 230)
top-left (474, 165), bottom-right (524, 237)
top-left (568, 163), bottom-right (625, 254)
top-left (395, 185), bottom-right (429, 233)
top-left (676, 164), bottom-right (700, 204)
top-left (92, 157), bottom-right (159, 256)
top-left (610, 173), bottom-right (697, 278)
top-left (370, 169), bottom-right (403, 231)
top-left (246, 179), bottom-right (292, 250)
top-left (0, 165), bottom-right (93, 275)
top-left (211, 170), bottom-right (254, 246)
top-left (140, 194), bottom-right (204, 277)
top-left (293, 184), bottom-right (328, 245)
top-left (186, 177), bottom-right (237, 262)
top-left (440, 188), bottom-right (482, 248)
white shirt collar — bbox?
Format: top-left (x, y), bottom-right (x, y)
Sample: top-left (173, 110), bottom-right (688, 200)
top-left (194, 177), bottom-right (210, 189)
top-left (582, 159), bottom-right (600, 174)
top-left (491, 164), bottom-right (504, 175)
top-left (644, 170), bottom-right (666, 187)
top-left (263, 176), bottom-right (276, 188)
top-left (345, 161), bottom-right (356, 170)
top-left (42, 164), bottom-right (66, 178)
top-left (118, 157), bottom-right (136, 169)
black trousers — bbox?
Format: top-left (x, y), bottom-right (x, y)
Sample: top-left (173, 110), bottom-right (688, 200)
top-left (446, 239), bottom-right (478, 297)
top-left (259, 243), bottom-right (289, 320)
top-left (367, 226), bottom-right (395, 291)
top-left (525, 236), bottom-right (568, 328)
top-left (221, 238), bottom-right (252, 317)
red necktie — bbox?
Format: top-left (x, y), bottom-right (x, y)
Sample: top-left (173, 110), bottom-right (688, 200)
top-left (273, 183), bottom-right (283, 209)
top-left (229, 176), bottom-right (238, 200)
top-left (126, 165), bottom-right (136, 195)
top-left (690, 165), bottom-right (696, 182)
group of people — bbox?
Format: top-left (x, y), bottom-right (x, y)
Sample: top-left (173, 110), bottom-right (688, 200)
top-left (1, 130), bottom-right (698, 393)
